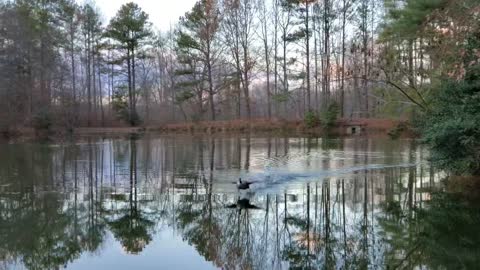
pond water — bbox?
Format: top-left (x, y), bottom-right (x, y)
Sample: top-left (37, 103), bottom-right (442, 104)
top-left (0, 135), bottom-right (478, 269)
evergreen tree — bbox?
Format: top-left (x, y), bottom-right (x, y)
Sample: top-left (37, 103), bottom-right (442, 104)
top-left (105, 2), bottom-right (153, 126)
top-left (176, 0), bottom-right (221, 121)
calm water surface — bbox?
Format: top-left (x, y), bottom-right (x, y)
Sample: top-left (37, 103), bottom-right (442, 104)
top-left (0, 135), bottom-right (478, 269)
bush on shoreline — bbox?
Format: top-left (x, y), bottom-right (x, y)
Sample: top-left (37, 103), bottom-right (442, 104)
top-left (420, 65), bottom-right (480, 176)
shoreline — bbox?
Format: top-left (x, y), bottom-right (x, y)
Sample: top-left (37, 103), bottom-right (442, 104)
top-left (2, 118), bottom-right (414, 140)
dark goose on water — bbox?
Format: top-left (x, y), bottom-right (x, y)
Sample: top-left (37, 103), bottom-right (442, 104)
top-left (236, 178), bottom-right (256, 190)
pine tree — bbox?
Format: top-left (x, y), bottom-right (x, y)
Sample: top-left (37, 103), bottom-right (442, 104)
top-left (105, 2), bottom-right (153, 126)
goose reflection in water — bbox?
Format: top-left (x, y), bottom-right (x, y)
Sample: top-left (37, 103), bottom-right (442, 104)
top-left (226, 192), bottom-right (261, 210)
top-left (226, 198), bottom-right (261, 210)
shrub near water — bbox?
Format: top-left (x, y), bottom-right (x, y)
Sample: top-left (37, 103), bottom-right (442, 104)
top-left (321, 102), bottom-right (340, 128)
top-left (304, 110), bottom-right (319, 128)
top-left (420, 65), bottom-right (480, 175)
top-left (304, 103), bottom-right (340, 129)
top-left (32, 110), bottom-right (53, 131)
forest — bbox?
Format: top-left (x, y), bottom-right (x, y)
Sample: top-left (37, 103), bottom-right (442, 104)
top-left (0, 0), bottom-right (479, 173)
top-left (1, 1), bottom-right (480, 269)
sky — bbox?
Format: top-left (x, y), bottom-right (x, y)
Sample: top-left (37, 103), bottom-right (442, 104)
top-left (85, 0), bottom-right (198, 32)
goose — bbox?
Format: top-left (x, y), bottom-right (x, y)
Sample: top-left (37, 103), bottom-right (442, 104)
top-left (236, 178), bottom-right (256, 190)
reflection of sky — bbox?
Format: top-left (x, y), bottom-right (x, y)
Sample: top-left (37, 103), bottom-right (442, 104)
top-left (68, 230), bottom-right (216, 270)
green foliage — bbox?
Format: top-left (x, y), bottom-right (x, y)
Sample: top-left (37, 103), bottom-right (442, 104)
top-left (176, 32), bottom-right (201, 52)
top-left (273, 93), bottom-right (289, 103)
top-left (108, 213), bottom-right (154, 254)
top-left (380, 191), bottom-right (480, 269)
top-left (82, 4), bottom-right (102, 39)
top-left (174, 69), bottom-right (195, 76)
top-left (32, 109), bottom-right (53, 131)
top-left (284, 28), bottom-right (306, 42)
top-left (112, 87), bottom-right (142, 126)
top-left (112, 88), bottom-right (129, 121)
top-left (304, 104), bottom-right (339, 130)
top-left (175, 90), bottom-right (195, 104)
top-left (420, 65), bottom-right (480, 175)
top-left (388, 122), bottom-right (409, 140)
top-left (176, 0), bottom-right (220, 57)
top-left (320, 102), bottom-right (340, 128)
top-left (105, 2), bottom-right (152, 48)
top-left (382, 0), bottom-right (448, 41)
top-left (304, 110), bottom-right (319, 128)
top-left (415, 192), bottom-right (480, 269)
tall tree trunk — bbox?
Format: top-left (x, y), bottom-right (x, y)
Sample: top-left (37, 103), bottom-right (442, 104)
top-left (273, 0), bottom-right (279, 118)
top-left (323, 0), bottom-right (330, 108)
top-left (86, 30), bottom-right (92, 126)
top-left (98, 63), bottom-right (104, 127)
top-left (305, 0), bottom-right (311, 111)
top-left (132, 46), bottom-right (137, 125)
top-left (92, 42), bottom-right (97, 125)
top-left (261, 1), bottom-right (271, 119)
top-left (206, 42), bottom-right (216, 121)
top-left (341, 0), bottom-right (347, 118)
top-left (283, 31), bottom-right (288, 118)
top-left (71, 24), bottom-right (77, 125)
top-left (127, 48), bottom-right (133, 125)
top-left (408, 39), bottom-right (415, 88)
top-left (313, 4), bottom-right (319, 111)
top-left (361, 0), bottom-right (369, 118)
top-left (243, 46), bottom-right (251, 120)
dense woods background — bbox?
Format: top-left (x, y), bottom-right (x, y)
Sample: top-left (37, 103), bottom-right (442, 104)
top-left (0, 0), bottom-right (479, 130)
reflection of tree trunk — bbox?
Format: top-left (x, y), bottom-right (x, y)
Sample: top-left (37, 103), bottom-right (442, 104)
top-left (408, 140), bottom-right (416, 216)
top-left (235, 137), bottom-right (242, 169)
top-left (324, 181), bottom-right (331, 265)
top-left (62, 146), bottom-right (66, 188)
top-left (429, 163), bottom-right (434, 188)
top-left (171, 138), bottom-right (176, 193)
top-left (267, 137), bottom-right (272, 158)
top-left (209, 138), bottom-right (215, 194)
top-left (264, 195), bottom-right (270, 250)
top-left (363, 174), bottom-right (368, 257)
top-left (130, 138), bottom-right (138, 215)
top-left (144, 138), bottom-right (150, 185)
top-left (101, 142), bottom-right (104, 188)
top-left (284, 193), bottom-right (290, 241)
top-left (206, 138), bottom-right (215, 252)
top-left (198, 138), bottom-right (205, 183)
top-left (88, 139), bottom-right (95, 245)
top-left (74, 146), bottom-right (78, 237)
top-left (314, 184), bottom-right (318, 241)
top-left (419, 151), bottom-right (424, 207)
top-left (275, 195), bottom-right (280, 261)
top-left (95, 149), bottom-right (99, 225)
top-left (244, 135), bottom-right (250, 170)
top-left (306, 184), bottom-right (311, 259)
top-left (306, 138), bottom-right (312, 168)
top-left (342, 179), bottom-right (347, 259)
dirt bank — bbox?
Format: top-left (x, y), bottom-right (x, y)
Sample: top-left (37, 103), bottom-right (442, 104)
top-left (148, 118), bottom-right (412, 137)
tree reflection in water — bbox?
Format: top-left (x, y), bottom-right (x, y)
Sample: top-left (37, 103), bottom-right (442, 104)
top-left (105, 138), bottom-right (155, 254)
top-left (0, 135), bottom-right (478, 269)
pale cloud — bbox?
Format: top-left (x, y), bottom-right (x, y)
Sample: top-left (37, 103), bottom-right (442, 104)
top-left (84, 0), bottom-right (198, 32)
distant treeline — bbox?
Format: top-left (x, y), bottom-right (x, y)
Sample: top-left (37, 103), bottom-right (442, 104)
top-left (0, 0), bottom-right (478, 130)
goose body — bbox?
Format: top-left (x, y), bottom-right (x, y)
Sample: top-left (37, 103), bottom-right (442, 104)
top-left (236, 178), bottom-right (255, 190)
